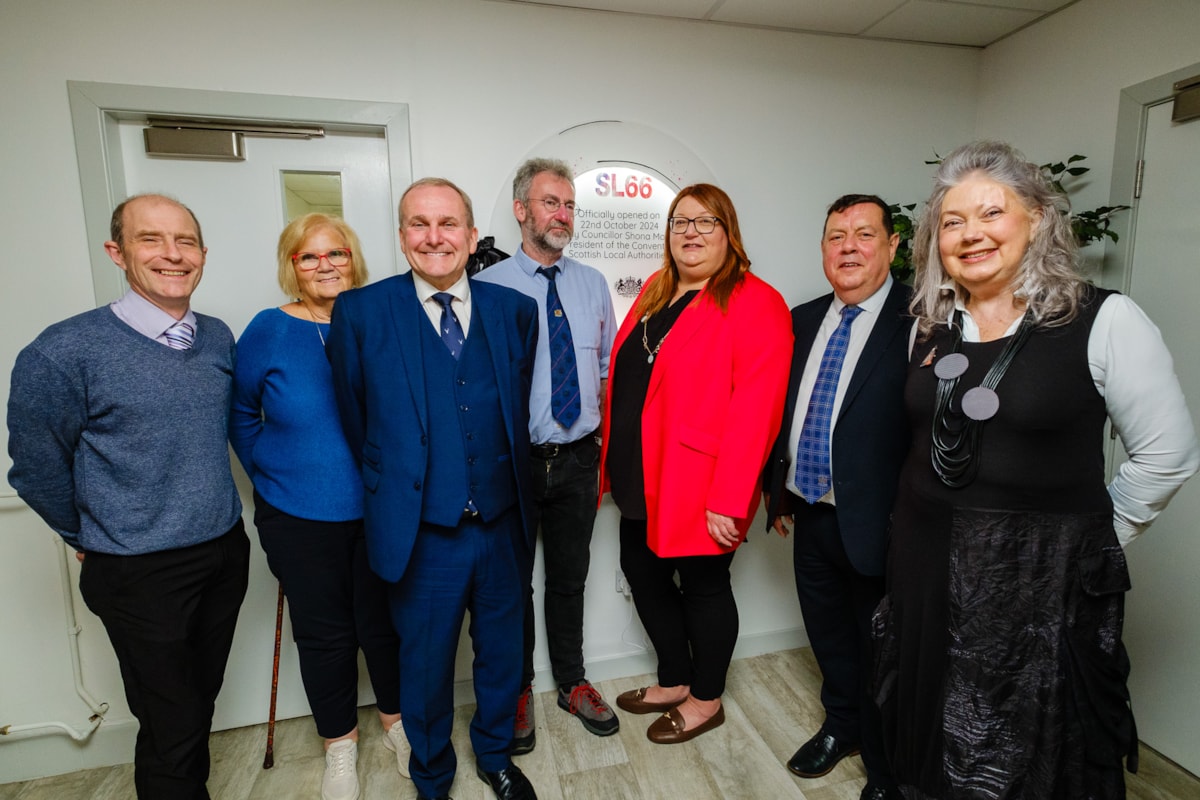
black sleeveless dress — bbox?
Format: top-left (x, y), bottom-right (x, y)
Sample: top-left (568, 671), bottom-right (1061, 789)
top-left (875, 287), bottom-right (1136, 800)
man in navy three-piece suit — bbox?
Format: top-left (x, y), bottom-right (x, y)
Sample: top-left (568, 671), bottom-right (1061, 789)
top-left (327, 178), bottom-right (539, 800)
top-left (763, 195), bottom-right (910, 800)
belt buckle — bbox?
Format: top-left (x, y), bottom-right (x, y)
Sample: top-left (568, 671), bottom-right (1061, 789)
top-left (533, 441), bottom-right (560, 459)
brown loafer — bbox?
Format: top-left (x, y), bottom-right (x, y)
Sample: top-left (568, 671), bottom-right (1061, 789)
top-left (646, 705), bottom-right (726, 744)
top-left (616, 687), bottom-right (679, 715)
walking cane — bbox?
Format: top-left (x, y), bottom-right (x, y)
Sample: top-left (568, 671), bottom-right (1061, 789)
top-left (263, 582), bottom-right (285, 769)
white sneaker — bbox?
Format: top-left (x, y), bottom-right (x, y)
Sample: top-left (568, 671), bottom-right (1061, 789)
top-left (322, 739), bottom-right (360, 800)
top-left (382, 719), bottom-right (412, 778)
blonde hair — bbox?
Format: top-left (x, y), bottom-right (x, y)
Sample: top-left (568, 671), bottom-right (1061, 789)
top-left (276, 213), bottom-right (369, 299)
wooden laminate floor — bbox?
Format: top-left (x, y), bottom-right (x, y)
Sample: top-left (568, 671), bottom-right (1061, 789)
top-left (3, 648), bottom-right (1196, 799)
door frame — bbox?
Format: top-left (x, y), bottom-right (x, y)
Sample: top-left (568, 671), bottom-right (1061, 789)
top-left (1104, 60), bottom-right (1200, 292)
top-left (67, 81), bottom-right (411, 306)
top-left (1105, 61), bottom-right (1200, 775)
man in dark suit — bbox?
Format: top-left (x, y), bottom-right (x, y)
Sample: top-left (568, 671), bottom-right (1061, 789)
top-left (327, 178), bottom-right (539, 800)
top-left (764, 194), bottom-right (909, 800)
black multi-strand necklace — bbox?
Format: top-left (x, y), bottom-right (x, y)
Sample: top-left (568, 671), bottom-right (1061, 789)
top-left (930, 310), bottom-right (1035, 488)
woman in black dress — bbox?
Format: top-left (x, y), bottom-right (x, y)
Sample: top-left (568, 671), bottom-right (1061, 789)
top-left (875, 141), bottom-right (1198, 799)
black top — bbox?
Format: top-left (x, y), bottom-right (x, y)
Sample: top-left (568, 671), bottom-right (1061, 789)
top-left (903, 285), bottom-right (1114, 512)
top-left (607, 290), bottom-right (699, 519)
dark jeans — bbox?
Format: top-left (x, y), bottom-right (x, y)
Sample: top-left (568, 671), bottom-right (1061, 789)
top-left (523, 435), bottom-right (600, 689)
top-left (78, 521), bottom-right (250, 800)
top-left (792, 499), bottom-right (892, 788)
top-left (253, 492), bottom-right (400, 739)
top-left (618, 516), bottom-right (738, 701)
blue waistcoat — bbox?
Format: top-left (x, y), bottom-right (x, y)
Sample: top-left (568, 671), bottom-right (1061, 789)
top-left (419, 313), bottom-right (518, 527)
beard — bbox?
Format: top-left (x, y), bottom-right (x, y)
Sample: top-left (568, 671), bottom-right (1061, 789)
top-left (532, 224), bottom-right (572, 253)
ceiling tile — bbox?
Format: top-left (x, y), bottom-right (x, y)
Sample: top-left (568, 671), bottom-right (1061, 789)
top-left (710, 0), bottom-right (907, 35)
top-left (865, 0), bottom-right (1042, 47)
top-left (953, 0), bottom-right (1073, 11)
top-left (491, 0), bottom-right (1072, 47)
top-left (514, 0), bottom-right (718, 19)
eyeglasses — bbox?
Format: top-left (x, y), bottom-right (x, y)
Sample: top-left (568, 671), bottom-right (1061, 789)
top-left (291, 248), bottom-right (352, 270)
top-left (527, 197), bottom-right (577, 214)
top-left (668, 216), bottom-right (721, 235)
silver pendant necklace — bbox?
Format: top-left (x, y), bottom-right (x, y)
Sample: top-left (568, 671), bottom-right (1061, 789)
top-left (641, 315), bottom-right (669, 363)
top-left (929, 310), bottom-right (1034, 487)
top-left (301, 302), bottom-right (331, 346)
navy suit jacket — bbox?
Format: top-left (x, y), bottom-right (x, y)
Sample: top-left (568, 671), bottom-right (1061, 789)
top-left (326, 271), bottom-right (538, 583)
top-left (763, 279), bottom-right (911, 576)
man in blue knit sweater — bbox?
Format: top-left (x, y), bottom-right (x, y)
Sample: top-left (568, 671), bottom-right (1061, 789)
top-left (7, 194), bottom-right (249, 800)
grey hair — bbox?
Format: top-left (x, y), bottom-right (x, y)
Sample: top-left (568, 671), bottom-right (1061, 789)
top-left (910, 141), bottom-right (1084, 338)
top-left (512, 158), bottom-right (574, 202)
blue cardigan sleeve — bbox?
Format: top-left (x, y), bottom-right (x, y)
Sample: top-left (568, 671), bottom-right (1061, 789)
top-left (229, 310), bottom-right (280, 481)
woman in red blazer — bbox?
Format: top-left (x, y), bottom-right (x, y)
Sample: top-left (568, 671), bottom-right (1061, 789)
top-left (602, 184), bottom-right (792, 743)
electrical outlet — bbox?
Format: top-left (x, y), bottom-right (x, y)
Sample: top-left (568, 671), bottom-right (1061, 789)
top-left (615, 568), bottom-right (632, 597)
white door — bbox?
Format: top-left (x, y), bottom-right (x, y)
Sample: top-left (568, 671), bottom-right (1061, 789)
top-left (117, 121), bottom-right (397, 730)
top-left (117, 121), bottom-right (398, 337)
top-left (1122, 100), bottom-right (1200, 774)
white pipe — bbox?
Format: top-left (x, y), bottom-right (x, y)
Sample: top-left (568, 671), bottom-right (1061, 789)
top-left (1, 716), bottom-right (104, 742)
top-left (0, 526), bottom-right (110, 743)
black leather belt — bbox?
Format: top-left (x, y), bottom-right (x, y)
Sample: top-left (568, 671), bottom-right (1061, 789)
top-left (530, 432), bottom-right (598, 459)
top-left (461, 508), bottom-right (481, 522)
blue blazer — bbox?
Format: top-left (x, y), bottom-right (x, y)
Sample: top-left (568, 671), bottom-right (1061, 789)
top-left (326, 271), bottom-right (538, 583)
top-left (763, 279), bottom-right (911, 576)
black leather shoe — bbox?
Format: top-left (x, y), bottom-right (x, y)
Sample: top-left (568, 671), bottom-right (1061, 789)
top-left (786, 728), bottom-right (861, 778)
top-left (476, 763), bottom-right (537, 800)
top-left (860, 783), bottom-right (903, 800)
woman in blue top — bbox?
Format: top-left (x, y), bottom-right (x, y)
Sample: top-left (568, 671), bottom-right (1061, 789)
top-left (231, 213), bottom-right (407, 800)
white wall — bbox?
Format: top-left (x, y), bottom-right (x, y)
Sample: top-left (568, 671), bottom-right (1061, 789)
top-left (976, 0), bottom-right (1200, 215)
top-left (0, 0), bottom-right (989, 783)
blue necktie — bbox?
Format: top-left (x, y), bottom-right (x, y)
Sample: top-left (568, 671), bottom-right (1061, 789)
top-left (795, 305), bottom-right (862, 503)
top-left (164, 320), bottom-right (195, 350)
top-left (432, 292), bottom-right (465, 360)
top-left (537, 266), bottom-right (581, 428)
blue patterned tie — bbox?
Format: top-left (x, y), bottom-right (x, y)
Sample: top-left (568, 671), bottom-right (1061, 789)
top-left (164, 320), bottom-right (195, 350)
top-left (795, 305), bottom-right (862, 502)
top-left (537, 266), bottom-right (581, 428)
top-left (432, 292), bottom-right (465, 360)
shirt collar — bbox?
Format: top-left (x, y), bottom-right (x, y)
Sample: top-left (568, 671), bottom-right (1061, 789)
top-left (412, 270), bottom-right (471, 306)
top-left (939, 280), bottom-right (1026, 337)
top-left (831, 274), bottom-right (893, 317)
top-left (110, 289), bottom-right (197, 340)
top-left (514, 245), bottom-right (565, 278)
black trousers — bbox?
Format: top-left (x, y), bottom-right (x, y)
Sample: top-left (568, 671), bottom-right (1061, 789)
top-left (792, 499), bottom-right (893, 788)
top-left (618, 517), bottom-right (737, 701)
top-left (254, 493), bottom-right (400, 738)
top-left (78, 521), bottom-right (250, 800)
top-left (522, 436), bottom-right (601, 689)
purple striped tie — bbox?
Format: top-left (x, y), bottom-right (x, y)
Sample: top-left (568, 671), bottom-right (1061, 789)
top-left (164, 321), bottom-right (195, 350)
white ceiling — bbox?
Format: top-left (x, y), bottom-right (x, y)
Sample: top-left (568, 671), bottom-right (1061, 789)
top-left (492, 0), bottom-right (1079, 47)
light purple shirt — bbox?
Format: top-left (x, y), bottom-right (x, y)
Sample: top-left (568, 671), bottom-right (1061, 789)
top-left (109, 290), bottom-right (197, 346)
